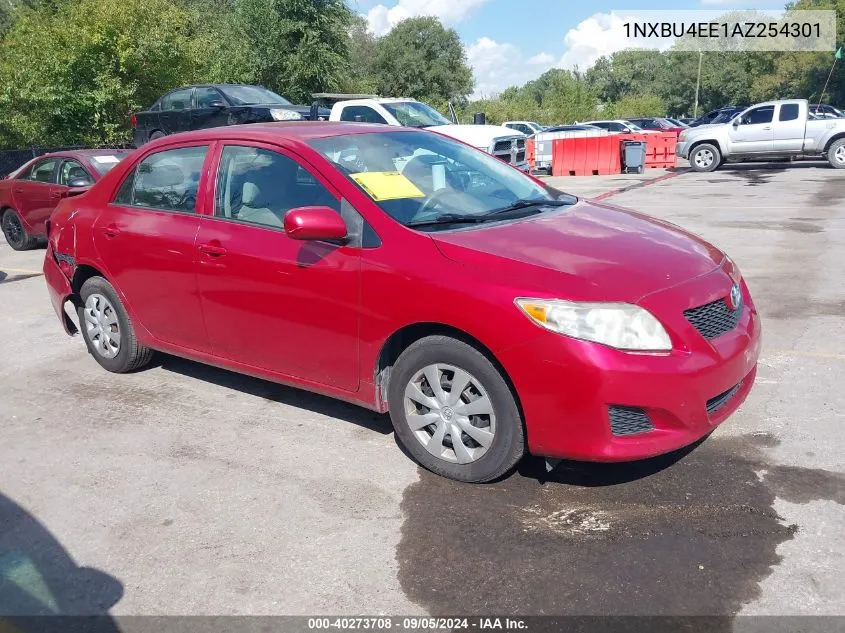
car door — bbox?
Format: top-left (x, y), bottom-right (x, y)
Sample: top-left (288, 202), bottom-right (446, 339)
top-left (92, 144), bottom-right (211, 353)
top-left (772, 102), bottom-right (806, 153)
top-left (192, 87), bottom-right (230, 131)
top-left (194, 143), bottom-right (360, 390)
top-left (12, 158), bottom-right (58, 233)
top-left (158, 88), bottom-right (194, 134)
top-left (728, 105), bottom-right (775, 153)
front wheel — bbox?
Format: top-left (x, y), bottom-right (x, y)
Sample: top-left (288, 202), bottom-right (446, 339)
top-left (827, 138), bottom-right (845, 169)
top-left (388, 335), bottom-right (525, 483)
top-left (78, 276), bottom-right (154, 373)
top-left (689, 143), bottom-right (721, 172)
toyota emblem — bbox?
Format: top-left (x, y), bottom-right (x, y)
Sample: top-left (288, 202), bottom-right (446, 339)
top-left (727, 284), bottom-right (742, 311)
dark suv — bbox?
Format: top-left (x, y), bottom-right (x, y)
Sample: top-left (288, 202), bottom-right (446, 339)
top-left (688, 106), bottom-right (748, 127)
top-left (131, 84), bottom-right (331, 146)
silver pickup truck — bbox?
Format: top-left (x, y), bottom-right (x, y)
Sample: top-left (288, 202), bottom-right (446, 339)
top-left (677, 99), bottom-right (845, 172)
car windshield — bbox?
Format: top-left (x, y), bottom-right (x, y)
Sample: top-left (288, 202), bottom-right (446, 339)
top-left (89, 153), bottom-right (128, 176)
top-left (219, 86), bottom-right (292, 106)
top-left (381, 102), bottom-right (452, 128)
top-left (625, 122), bottom-right (644, 131)
top-left (308, 130), bottom-right (574, 231)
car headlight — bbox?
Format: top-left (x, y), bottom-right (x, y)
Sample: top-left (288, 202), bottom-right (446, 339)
top-left (515, 298), bottom-right (672, 351)
top-left (678, 130), bottom-right (688, 141)
top-left (271, 108), bottom-right (303, 121)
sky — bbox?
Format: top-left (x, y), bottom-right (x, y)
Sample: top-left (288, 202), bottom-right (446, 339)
top-left (346, 0), bottom-right (789, 98)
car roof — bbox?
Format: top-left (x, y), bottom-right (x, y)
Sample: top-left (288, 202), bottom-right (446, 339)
top-left (32, 149), bottom-right (130, 162)
top-left (142, 121), bottom-right (417, 146)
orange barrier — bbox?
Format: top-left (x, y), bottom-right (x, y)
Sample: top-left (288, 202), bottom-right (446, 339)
top-left (551, 135), bottom-right (622, 176)
top-left (618, 131), bottom-right (678, 169)
top-left (526, 138), bottom-right (536, 171)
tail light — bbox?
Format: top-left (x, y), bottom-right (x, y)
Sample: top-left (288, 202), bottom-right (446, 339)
top-left (130, 112), bottom-right (137, 128)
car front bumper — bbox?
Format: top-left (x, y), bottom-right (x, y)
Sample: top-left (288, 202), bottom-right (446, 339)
top-left (676, 140), bottom-right (690, 159)
top-left (498, 271), bottom-right (761, 462)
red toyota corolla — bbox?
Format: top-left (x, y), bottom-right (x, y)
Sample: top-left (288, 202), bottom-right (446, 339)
top-left (1, 149), bottom-right (129, 250)
top-left (43, 123), bottom-right (760, 482)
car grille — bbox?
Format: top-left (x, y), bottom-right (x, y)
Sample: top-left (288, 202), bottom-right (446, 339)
top-left (608, 406), bottom-right (654, 436)
top-left (684, 297), bottom-right (742, 340)
top-left (492, 137), bottom-right (526, 165)
top-left (706, 383), bottom-right (741, 416)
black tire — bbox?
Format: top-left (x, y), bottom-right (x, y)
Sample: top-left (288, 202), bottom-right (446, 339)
top-left (77, 276), bottom-right (154, 373)
top-left (388, 335), bottom-right (525, 483)
top-left (827, 138), bottom-right (845, 169)
top-left (148, 131), bottom-right (166, 142)
top-left (1, 209), bottom-right (39, 251)
top-left (689, 143), bottom-right (721, 172)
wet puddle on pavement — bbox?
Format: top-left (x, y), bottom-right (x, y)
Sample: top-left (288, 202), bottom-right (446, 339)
top-left (398, 434), bottom-right (845, 619)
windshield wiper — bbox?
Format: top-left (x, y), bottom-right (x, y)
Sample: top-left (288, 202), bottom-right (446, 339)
top-left (406, 213), bottom-right (488, 228)
top-left (484, 198), bottom-right (570, 217)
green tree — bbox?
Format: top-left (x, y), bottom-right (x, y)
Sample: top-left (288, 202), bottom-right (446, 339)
top-left (208, 0), bottom-right (352, 103)
top-left (343, 13), bottom-right (378, 94)
top-left (0, 0), bottom-right (209, 147)
top-left (373, 16), bottom-right (473, 104)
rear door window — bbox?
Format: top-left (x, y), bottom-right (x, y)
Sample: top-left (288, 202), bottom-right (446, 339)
top-left (779, 104), bottom-right (800, 122)
top-left (161, 89), bottom-right (193, 111)
top-left (26, 159), bottom-right (58, 183)
top-left (115, 146), bottom-right (208, 213)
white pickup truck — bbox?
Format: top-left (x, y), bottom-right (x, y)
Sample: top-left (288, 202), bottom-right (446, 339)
top-left (677, 99), bottom-right (845, 172)
top-left (327, 98), bottom-right (529, 171)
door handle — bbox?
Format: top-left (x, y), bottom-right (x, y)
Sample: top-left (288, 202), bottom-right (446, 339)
top-left (198, 243), bottom-right (227, 257)
top-left (13, 188), bottom-right (23, 194)
top-left (101, 224), bottom-right (121, 238)
top-left (50, 191), bottom-right (63, 199)
top-left (762, 126), bottom-right (772, 130)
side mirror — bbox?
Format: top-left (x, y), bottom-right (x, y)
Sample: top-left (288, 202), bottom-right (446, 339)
top-left (284, 206), bottom-right (348, 242)
top-left (732, 117), bottom-right (741, 127)
top-left (353, 115), bottom-right (364, 122)
top-left (207, 100), bottom-right (226, 109)
top-left (68, 177), bottom-right (92, 187)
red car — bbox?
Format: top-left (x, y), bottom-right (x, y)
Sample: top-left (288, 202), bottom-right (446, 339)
top-left (628, 117), bottom-right (686, 135)
top-left (43, 123), bottom-right (761, 482)
top-left (1, 149), bottom-right (129, 250)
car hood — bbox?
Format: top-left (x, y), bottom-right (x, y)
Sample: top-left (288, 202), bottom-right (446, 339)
top-left (430, 199), bottom-right (725, 303)
top-left (425, 124), bottom-right (524, 148)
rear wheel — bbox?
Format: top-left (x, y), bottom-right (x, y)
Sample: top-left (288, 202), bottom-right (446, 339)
top-left (388, 335), bottom-right (525, 483)
top-left (78, 276), bottom-right (153, 373)
top-left (827, 138), bottom-right (845, 169)
top-left (149, 131), bottom-right (166, 142)
top-left (689, 143), bottom-right (721, 172)
top-left (1, 209), bottom-right (38, 251)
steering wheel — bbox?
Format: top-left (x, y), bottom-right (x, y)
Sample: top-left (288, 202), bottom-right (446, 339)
top-left (415, 189), bottom-right (458, 219)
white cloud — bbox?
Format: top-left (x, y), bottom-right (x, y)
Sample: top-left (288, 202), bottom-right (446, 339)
top-left (467, 38), bottom-right (555, 99)
top-left (527, 52), bottom-right (555, 66)
top-left (558, 13), bottom-right (645, 71)
top-left (365, 0), bottom-right (490, 36)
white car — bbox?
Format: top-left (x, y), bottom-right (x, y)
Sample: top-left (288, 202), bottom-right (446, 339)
top-left (580, 120), bottom-right (661, 134)
top-left (503, 121), bottom-right (546, 136)
top-left (328, 98), bottom-right (528, 171)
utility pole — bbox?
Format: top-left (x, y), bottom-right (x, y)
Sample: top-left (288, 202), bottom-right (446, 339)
top-left (693, 50), bottom-right (703, 118)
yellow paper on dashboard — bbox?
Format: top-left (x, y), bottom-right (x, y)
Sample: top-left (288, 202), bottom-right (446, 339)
top-left (350, 171), bottom-right (425, 201)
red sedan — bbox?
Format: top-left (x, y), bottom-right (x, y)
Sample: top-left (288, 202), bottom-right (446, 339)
top-left (43, 123), bottom-right (760, 482)
top-left (1, 149), bottom-right (129, 250)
